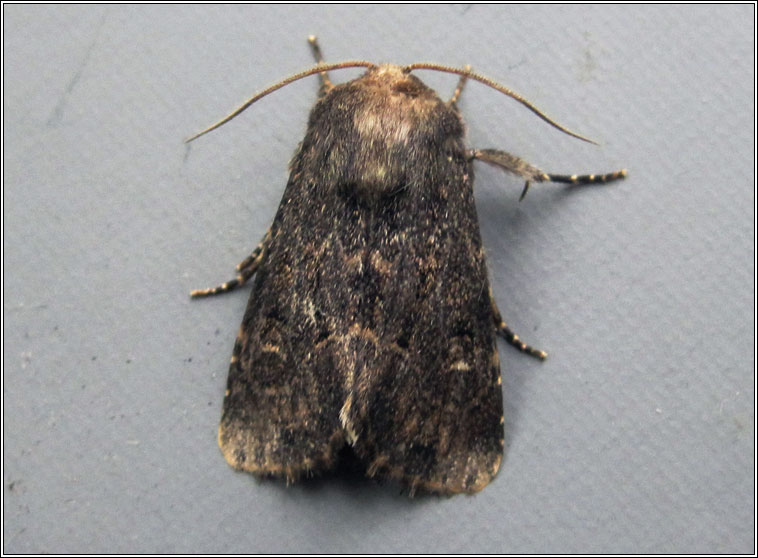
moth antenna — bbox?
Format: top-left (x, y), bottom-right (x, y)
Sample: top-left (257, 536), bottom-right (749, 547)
top-left (186, 61), bottom-right (375, 143)
top-left (405, 63), bottom-right (599, 145)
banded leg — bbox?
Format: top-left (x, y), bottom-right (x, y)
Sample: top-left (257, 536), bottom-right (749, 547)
top-left (470, 148), bottom-right (627, 200)
top-left (190, 229), bottom-right (271, 298)
top-left (307, 36), bottom-right (334, 97)
top-left (449, 65), bottom-right (471, 107)
top-left (490, 291), bottom-right (547, 360)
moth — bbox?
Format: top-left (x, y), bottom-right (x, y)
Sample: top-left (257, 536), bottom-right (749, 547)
top-left (189, 37), bottom-right (626, 494)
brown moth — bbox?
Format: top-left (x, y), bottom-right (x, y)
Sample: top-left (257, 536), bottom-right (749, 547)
top-left (190, 37), bottom-right (626, 494)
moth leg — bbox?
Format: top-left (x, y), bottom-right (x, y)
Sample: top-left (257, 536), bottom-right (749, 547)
top-left (470, 148), bottom-right (627, 201)
top-left (190, 229), bottom-right (271, 298)
top-left (449, 65), bottom-right (471, 107)
top-left (307, 35), bottom-right (334, 97)
top-left (490, 291), bottom-right (547, 360)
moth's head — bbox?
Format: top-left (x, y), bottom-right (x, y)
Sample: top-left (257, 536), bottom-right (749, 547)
top-left (322, 63), bottom-right (457, 145)
top-left (358, 64), bottom-right (439, 100)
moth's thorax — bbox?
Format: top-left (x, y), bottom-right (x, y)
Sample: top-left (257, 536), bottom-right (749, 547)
top-left (350, 65), bottom-right (447, 148)
top-left (303, 65), bottom-right (465, 200)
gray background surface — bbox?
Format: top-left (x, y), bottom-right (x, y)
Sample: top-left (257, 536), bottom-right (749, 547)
top-left (3, 4), bottom-right (754, 553)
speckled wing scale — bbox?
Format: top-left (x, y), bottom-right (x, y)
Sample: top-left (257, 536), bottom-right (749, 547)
top-left (190, 38), bottom-right (626, 494)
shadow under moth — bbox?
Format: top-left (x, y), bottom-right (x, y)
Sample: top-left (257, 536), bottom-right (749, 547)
top-left (189, 37), bottom-right (626, 494)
